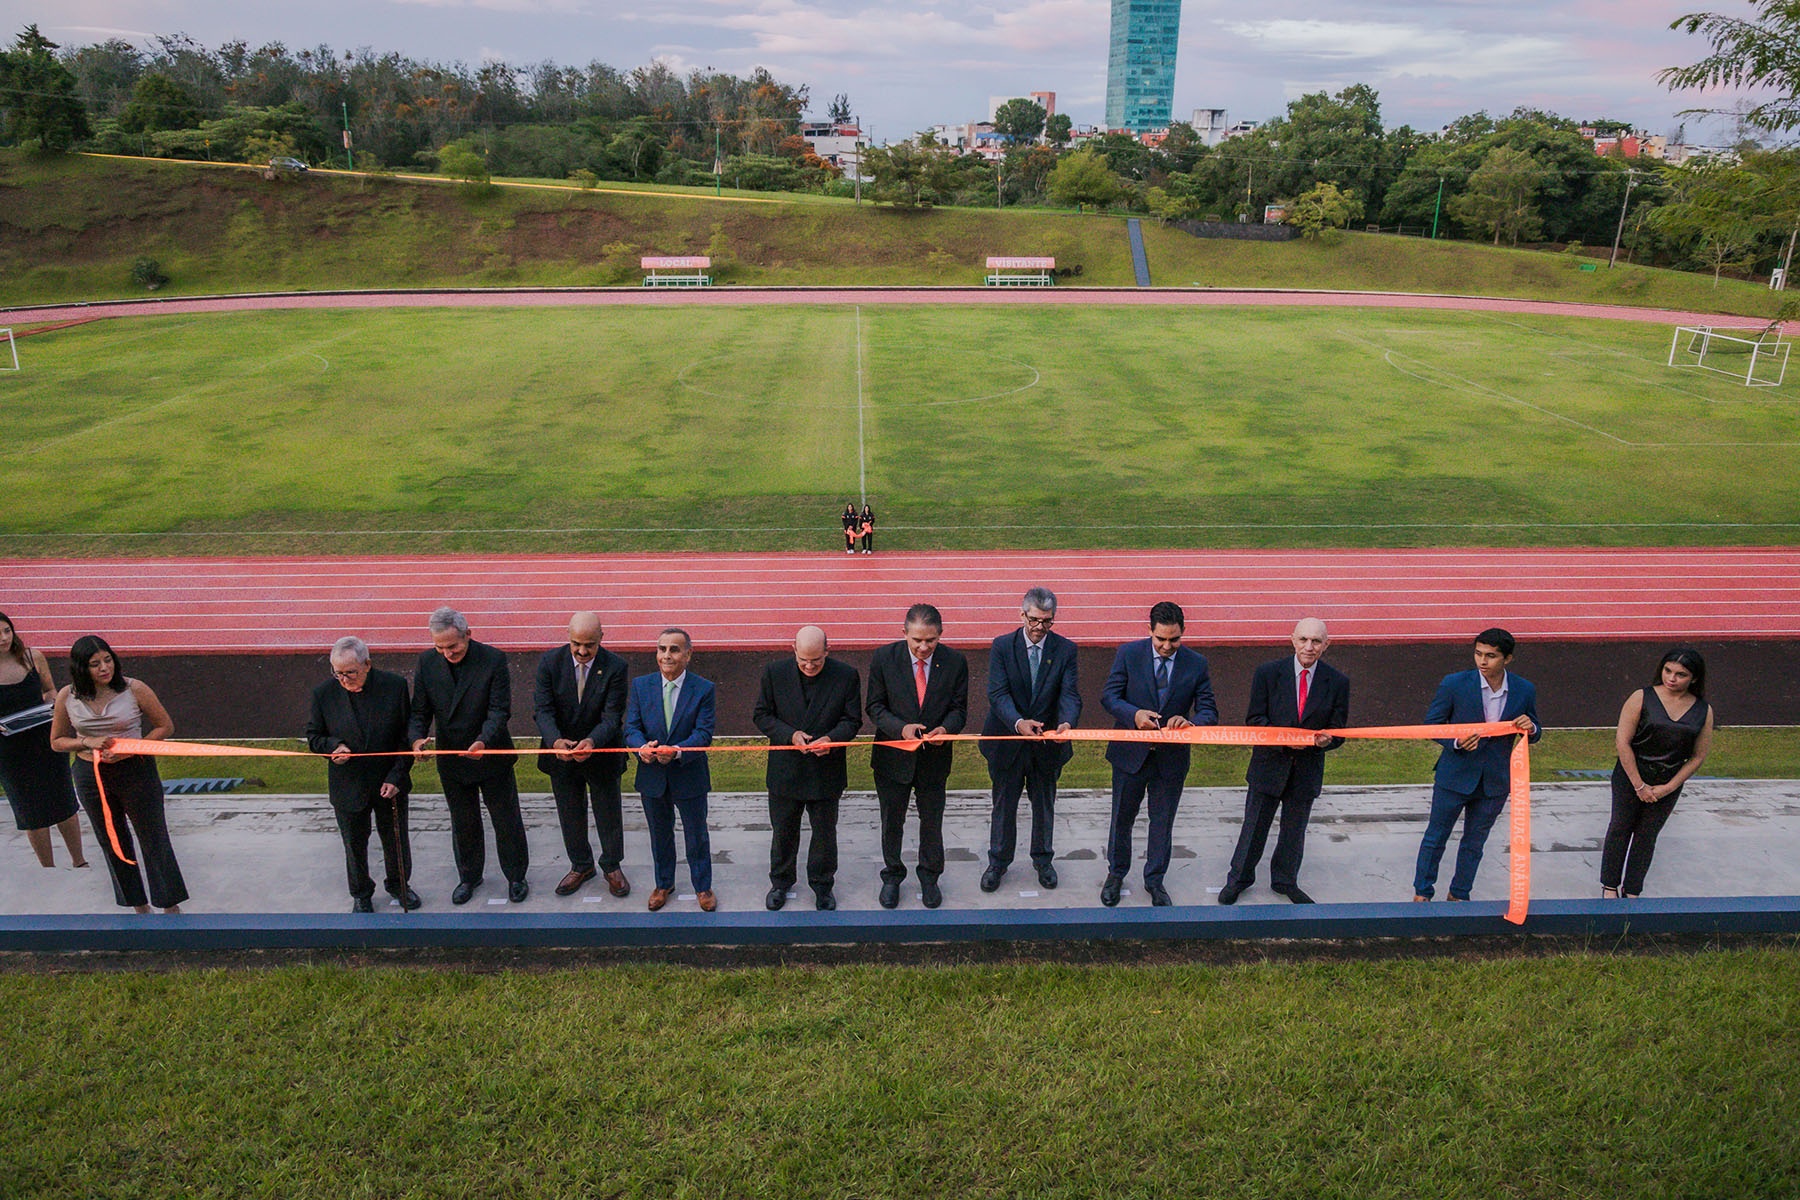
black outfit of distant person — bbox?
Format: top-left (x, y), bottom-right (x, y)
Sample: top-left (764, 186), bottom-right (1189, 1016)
top-left (1602, 687), bottom-right (1711, 896)
top-left (752, 654), bottom-right (862, 904)
top-left (305, 666), bottom-right (416, 908)
top-left (533, 642), bottom-right (631, 886)
top-left (409, 638), bottom-right (529, 896)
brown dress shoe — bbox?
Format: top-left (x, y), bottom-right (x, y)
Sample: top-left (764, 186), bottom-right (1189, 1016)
top-left (554, 867), bottom-right (596, 897)
top-left (648, 887), bottom-right (672, 912)
top-left (696, 890), bottom-right (718, 912)
top-left (605, 869), bottom-right (631, 898)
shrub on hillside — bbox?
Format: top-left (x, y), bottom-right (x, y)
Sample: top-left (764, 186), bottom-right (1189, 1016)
top-left (130, 256), bottom-right (167, 290)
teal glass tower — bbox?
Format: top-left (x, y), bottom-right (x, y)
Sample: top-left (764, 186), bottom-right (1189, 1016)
top-left (1105, 0), bottom-right (1182, 132)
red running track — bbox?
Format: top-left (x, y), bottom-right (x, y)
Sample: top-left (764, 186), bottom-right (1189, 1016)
top-left (4, 548), bottom-right (1798, 654)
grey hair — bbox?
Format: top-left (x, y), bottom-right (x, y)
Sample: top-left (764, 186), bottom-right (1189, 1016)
top-left (428, 606), bottom-right (469, 636)
top-left (331, 636), bottom-right (371, 664)
top-left (1021, 586), bottom-right (1058, 615)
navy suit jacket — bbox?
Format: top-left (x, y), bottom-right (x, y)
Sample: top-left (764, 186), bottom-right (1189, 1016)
top-left (865, 640), bottom-right (969, 788)
top-left (624, 671), bottom-right (715, 801)
top-left (980, 628), bottom-right (1080, 774)
top-left (1244, 657), bottom-right (1349, 798)
top-left (532, 645), bottom-right (628, 782)
top-left (1426, 669), bottom-right (1542, 797)
top-left (1101, 639), bottom-right (1219, 781)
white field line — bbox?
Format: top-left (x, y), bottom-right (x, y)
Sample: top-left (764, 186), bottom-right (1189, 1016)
top-left (856, 305), bottom-right (867, 507)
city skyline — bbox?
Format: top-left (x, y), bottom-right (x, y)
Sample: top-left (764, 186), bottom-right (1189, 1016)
top-left (12, 0), bottom-right (1767, 143)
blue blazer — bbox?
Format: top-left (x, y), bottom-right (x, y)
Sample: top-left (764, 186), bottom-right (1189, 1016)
top-left (1101, 639), bottom-right (1218, 781)
top-left (1426, 669), bottom-right (1542, 797)
top-left (624, 672), bottom-right (715, 801)
top-left (980, 628), bottom-right (1081, 773)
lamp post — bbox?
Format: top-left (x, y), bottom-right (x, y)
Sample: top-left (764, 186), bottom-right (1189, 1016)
top-left (1609, 169), bottom-right (1639, 268)
top-left (341, 100), bottom-right (354, 171)
top-left (1429, 175), bottom-right (1445, 239)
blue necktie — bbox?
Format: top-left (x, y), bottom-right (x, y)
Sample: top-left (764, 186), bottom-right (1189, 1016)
top-left (1028, 642), bottom-right (1041, 688)
top-left (1154, 654), bottom-right (1171, 707)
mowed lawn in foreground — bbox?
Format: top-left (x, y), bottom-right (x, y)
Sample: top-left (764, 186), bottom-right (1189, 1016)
top-left (3, 952), bottom-right (1796, 1198)
top-left (3, 303), bottom-right (1797, 554)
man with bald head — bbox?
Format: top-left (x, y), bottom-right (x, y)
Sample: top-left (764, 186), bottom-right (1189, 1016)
top-left (752, 625), bottom-right (862, 910)
top-left (1219, 618), bottom-right (1350, 905)
top-left (534, 612), bottom-right (631, 899)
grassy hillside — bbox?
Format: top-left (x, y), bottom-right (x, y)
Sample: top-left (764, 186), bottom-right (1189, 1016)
top-left (0, 150), bottom-right (1789, 317)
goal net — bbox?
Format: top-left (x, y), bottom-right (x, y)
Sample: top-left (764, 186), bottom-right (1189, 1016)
top-left (1667, 323), bottom-right (1790, 387)
top-left (0, 329), bottom-right (15, 373)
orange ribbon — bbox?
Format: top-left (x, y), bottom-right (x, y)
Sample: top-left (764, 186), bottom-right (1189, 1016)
top-left (102, 722), bottom-right (1533, 923)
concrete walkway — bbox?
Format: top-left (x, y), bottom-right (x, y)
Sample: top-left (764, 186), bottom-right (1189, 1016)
top-left (5, 780), bottom-right (1796, 917)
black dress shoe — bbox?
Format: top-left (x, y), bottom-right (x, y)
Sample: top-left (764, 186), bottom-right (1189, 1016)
top-left (1275, 885), bottom-right (1315, 904)
top-left (765, 886), bottom-right (788, 911)
top-left (351, 896), bottom-right (374, 913)
top-left (1037, 864), bottom-right (1058, 889)
top-left (1146, 883), bottom-right (1172, 907)
top-left (979, 866), bottom-right (1004, 893)
top-left (879, 880), bottom-right (900, 909)
top-left (508, 879), bottom-right (529, 903)
top-left (388, 886), bottom-right (423, 911)
top-left (815, 889), bottom-right (837, 911)
top-left (920, 878), bottom-right (943, 909)
top-left (1218, 881), bottom-right (1245, 905)
top-left (451, 880), bottom-right (478, 906)
top-left (1100, 874), bottom-right (1123, 907)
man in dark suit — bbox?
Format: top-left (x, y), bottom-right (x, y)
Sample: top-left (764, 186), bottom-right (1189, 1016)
top-left (1099, 600), bottom-right (1219, 907)
top-left (533, 611), bottom-right (631, 900)
top-left (624, 627), bottom-right (717, 912)
top-left (865, 602), bottom-right (969, 909)
top-left (409, 606), bottom-right (530, 905)
top-left (980, 586), bottom-right (1080, 894)
top-left (1219, 618), bottom-right (1349, 906)
top-left (752, 625), bottom-right (862, 911)
top-left (1413, 627), bottom-right (1541, 901)
top-left (306, 635), bottom-right (421, 913)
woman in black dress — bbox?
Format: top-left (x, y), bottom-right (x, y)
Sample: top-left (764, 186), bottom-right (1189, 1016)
top-left (841, 502), bottom-right (858, 554)
top-left (858, 503), bottom-right (875, 554)
top-left (0, 612), bottom-right (87, 869)
top-left (1601, 647), bottom-right (1714, 898)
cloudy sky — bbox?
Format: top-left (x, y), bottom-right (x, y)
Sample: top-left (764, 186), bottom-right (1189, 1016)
top-left (13, 0), bottom-right (1757, 141)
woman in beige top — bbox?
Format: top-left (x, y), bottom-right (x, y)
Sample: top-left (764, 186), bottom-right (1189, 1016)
top-left (49, 635), bottom-right (187, 913)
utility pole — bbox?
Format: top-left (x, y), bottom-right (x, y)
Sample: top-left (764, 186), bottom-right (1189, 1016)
top-left (1608, 168), bottom-right (1638, 267)
top-left (996, 160), bottom-right (1003, 208)
top-left (341, 100), bottom-right (354, 171)
top-left (1429, 175), bottom-right (1445, 239)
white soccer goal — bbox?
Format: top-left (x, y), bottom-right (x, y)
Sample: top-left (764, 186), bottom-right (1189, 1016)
top-left (0, 329), bottom-right (16, 373)
top-left (1667, 323), bottom-right (1790, 387)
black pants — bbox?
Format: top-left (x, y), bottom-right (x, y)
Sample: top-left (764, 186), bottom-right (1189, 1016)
top-left (550, 771), bottom-right (624, 873)
top-left (1224, 785), bottom-right (1315, 893)
top-left (987, 763), bottom-right (1058, 871)
top-left (442, 770), bottom-right (529, 885)
top-left (769, 791), bottom-right (840, 892)
top-left (1106, 768), bottom-right (1183, 887)
top-left (876, 777), bottom-right (945, 884)
top-left (860, 531), bottom-right (874, 552)
top-left (1600, 764), bottom-right (1683, 895)
top-left (73, 756), bottom-right (188, 909)
top-left (333, 796), bottom-right (412, 900)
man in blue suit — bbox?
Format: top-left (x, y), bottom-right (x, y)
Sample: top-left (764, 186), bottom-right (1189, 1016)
top-left (1100, 601), bottom-right (1219, 907)
top-left (1413, 627), bottom-right (1541, 902)
top-left (624, 628), bottom-right (718, 912)
top-left (980, 586), bottom-right (1080, 893)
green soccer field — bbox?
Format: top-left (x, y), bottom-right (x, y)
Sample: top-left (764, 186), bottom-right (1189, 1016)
top-left (3, 302), bottom-right (1797, 555)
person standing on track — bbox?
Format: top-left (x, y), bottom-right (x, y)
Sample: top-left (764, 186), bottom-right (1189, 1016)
top-left (306, 636), bottom-right (419, 913)
top-left (1412, 628), bottom-right (1540, 902)
top-left (979, 587), bottom-right (1080, 895)
top-left (533, 611), bottom-right (632, 901)
top-left (1218, 618), bottom-right (1348, 906)
top-left (865, 603), bottom-right (969, 909)
top-left (858, 503), bottom-right (876, 554)
top-left (1600, 647), bottom-right (1713, 899)
top-left (842, 502), bottom-right (859, 554)
top-left (410, 606), bottom-right (531, 906)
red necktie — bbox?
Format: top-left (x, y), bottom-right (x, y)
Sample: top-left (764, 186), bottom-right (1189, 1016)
top-left (915, 658), bottom-right (929, 706)
top-left (1297, 667), bottom-right (1310, 716)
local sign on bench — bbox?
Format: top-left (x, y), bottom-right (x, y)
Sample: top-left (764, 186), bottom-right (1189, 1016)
top-left (642, 256), bottom-right (713, 287)
top-left (984, 256), bottom-right (1055, 286)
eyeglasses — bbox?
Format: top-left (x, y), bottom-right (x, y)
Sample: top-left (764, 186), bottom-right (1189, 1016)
top-left (332, 667), bottom-right (368, 680)
top-left (1023, 615), bottom-right (1056, 627)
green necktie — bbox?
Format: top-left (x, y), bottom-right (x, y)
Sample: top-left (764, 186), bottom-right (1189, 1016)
top-left (663, 678), bottom-right (677, 731)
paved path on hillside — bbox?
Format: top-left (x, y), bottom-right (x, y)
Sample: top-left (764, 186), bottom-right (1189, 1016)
top-left (5, 548), bottom-right (1797, 652)
top-left (0, 286), bottom-right (1782, 330)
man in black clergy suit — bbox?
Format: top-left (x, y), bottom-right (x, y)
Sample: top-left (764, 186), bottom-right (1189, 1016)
top-left (305, 635), bottom-right (420, 913)
top-left (409, 605), bottom-right (530, 905)
top-left (980, 586), bottom-right (1080, 894)
top-left (1219, 617), bottom-right (1350, 906)
top-left (533, 610), bottom-right (631, 900)
top-left (865, 602), bottom-right (969, 910)
top-left (751, 624), bottom-right (862, 911)
top-left (1100, 600), bottom-right (1219, 907)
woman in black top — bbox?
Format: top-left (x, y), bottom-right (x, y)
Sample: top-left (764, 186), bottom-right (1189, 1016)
top-left (858, 504), bottom-right (875, 554)
top-left (841, 503), bottom-right (858, 554)
top-left (0, 612), bottom-right (87, 869)
top-left (1601, 647), bottom-right (1714, 898)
